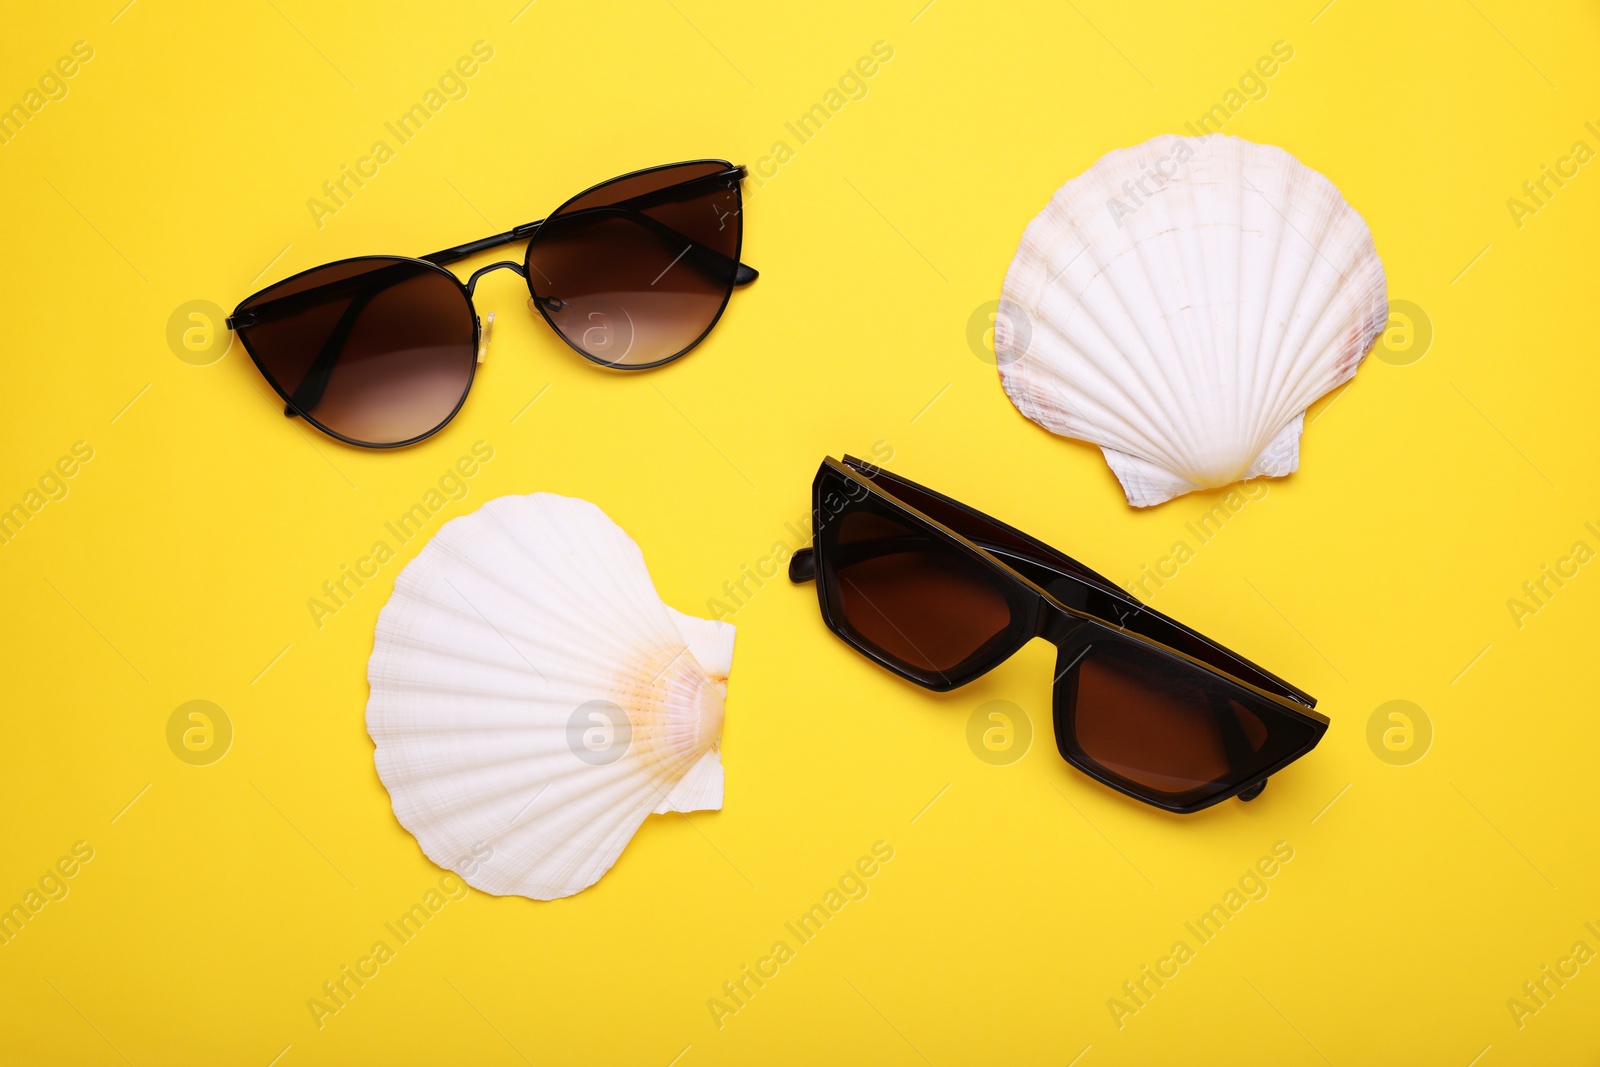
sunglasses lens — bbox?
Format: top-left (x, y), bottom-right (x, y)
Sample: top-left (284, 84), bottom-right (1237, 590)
top-left (820, 497), bottom-right (1019, 685)
top-left (236, 258), bottom-right (475, 446)
top-left (527, 162), bottom-right (741, 368)
top-left (1060, 641), bottom-right (1321, 804)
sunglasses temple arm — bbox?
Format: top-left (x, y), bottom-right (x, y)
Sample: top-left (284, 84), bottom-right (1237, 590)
top-left (1206, 689), bottom-right (1267, 800)
top-left (229, 262), bottom-right (421, 329)
top-left (281, 279), bottom-right (391, 417)
top-left (596, 166), bottom-right (758, 283)
top-left (787, 535), bottom-right (938, 584)
top-left (427, 206), bottom-right (758, 287)
top-left (788, 548), bottom-right (816, 583)
top-left (569, 206), bottom-right (758, 286)
top-left (979, 539), bottom-right (1315, 708)
top-left (426, 166), bottom-right (757, 278)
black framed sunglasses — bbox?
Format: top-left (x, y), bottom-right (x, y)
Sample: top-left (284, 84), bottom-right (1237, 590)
top-left (789, 457), bottom-right (1329, 814)
top-left (227, 159), bottom-right (759, 448)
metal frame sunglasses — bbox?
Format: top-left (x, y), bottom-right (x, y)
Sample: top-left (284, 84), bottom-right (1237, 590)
top-left (227, 159), bottom-right (759, 448)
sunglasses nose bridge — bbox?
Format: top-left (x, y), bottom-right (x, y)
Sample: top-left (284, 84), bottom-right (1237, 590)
top-left (463, 260), bottom-right (528, 298)
top-left (1038, 600), bottom-right (1084, 646)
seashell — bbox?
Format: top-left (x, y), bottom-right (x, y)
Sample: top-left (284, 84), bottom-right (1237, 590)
top-left (996, 134), bottom-right (1387, 507)
top-left (366, 493), bottom-right (733, 900)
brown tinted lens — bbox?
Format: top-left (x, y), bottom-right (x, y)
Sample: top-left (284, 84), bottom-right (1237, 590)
top-left (1069, 642), bottom-right (1272, 796)
top-left (237, 258), bottom-right (475, 445)
top-left (826, 507), bottom-right (1014, 679)
top-left (527, 162), bottom-right (740, 368)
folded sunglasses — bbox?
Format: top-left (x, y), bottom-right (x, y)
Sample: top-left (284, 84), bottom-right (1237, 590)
top-left (227, 160), bottom-right (758, 448)
top-left (789, 457), bottom-right (1328, 813)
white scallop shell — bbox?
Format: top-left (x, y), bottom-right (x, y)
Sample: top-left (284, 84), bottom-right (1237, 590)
top-left (366, 493), bottom-right (733, 900)
top-left (996, 134), bottom-right (1387, 507)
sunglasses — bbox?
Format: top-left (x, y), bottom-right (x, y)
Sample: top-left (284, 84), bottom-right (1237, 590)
top-left (227, 160), bottom-right (758, 448)
top-left (789, 457), bottom-right (1329, 814)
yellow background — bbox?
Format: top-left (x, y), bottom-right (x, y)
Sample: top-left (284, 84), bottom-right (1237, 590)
top-left (2, 0), bottom-right (1598, 1063)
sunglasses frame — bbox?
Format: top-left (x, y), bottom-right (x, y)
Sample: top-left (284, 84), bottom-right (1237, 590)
top-left (790, 456), bottom-right (1329, 814)
top-left (226, 159), bottom-right (757, 449)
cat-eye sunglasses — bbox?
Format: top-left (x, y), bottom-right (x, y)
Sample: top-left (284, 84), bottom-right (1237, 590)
top-left (227, 160), bottom-right (758, 448)
top-left (789, 457), bottom-right (1328, 813)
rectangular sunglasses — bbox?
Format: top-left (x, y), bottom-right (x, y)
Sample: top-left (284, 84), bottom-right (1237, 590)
top-left (227, 160), bottom-right (758, 448)
top-left (789, 457), bottom-right (1329, 814)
